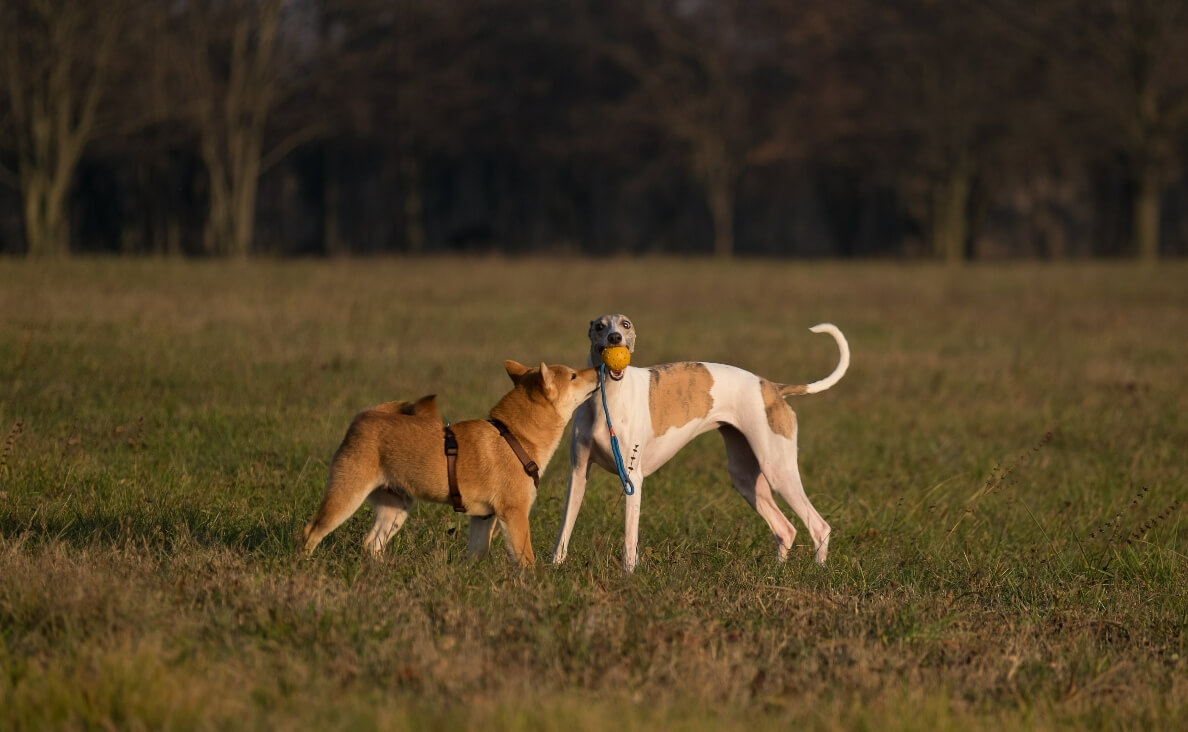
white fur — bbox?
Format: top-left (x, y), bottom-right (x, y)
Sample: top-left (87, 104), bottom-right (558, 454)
top-left (552, 316), bottom-right (848, 572)
top-left (805, 324), bottom-right (849, 393)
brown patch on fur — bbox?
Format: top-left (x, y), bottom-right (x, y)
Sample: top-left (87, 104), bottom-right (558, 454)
top-left (760, 380), bottom-right (797, 438)
top-left (647, 363), bottom-right (714, 435)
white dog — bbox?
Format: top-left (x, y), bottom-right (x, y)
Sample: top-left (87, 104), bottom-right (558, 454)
top-left (551, 314), bottom-right (849, 571)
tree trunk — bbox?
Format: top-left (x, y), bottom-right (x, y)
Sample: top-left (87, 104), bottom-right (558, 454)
top-left (323, 146), bottom-right (344, 256)
top-left (400, 156), bottom-right (426, 253)
top-left (707, 175), bottom-right (736, 258)
top-left (204, 180), bottom-right (259, 258)
top-left (694, 136), bottom-right (738, 258)
top-left (191, 2), bottom-right (285, 258)
top-left (202, 154), bottom-right (230, 255)
top-left (930, 154), bottom-right (971, 263)
top-left (229, 144), bottom-right (261, 258)
top-left (4, 3), bottom-right (115, 258)
top-left (200, 129), bottom-right (261, 257)
top-left (1132, 162), bottom-right (1160, 263)
top-left (20, 171), bottom-right (71, 257)
top-left (165, 218), bottom-right (182, 257)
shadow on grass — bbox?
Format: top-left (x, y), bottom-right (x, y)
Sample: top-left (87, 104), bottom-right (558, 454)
top-left (0, 505), bottom-right (302, 557)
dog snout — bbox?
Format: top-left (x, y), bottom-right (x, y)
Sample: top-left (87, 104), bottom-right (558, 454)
top-left (608, 332), bottom-right (623, 345)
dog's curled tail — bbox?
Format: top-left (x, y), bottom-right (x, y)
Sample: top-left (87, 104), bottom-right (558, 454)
top-left (779, 323), bottom-right (850, 396)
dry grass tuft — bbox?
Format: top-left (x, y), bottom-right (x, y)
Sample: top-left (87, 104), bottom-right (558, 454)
top-left (0, 420), bottom-right (22, 478)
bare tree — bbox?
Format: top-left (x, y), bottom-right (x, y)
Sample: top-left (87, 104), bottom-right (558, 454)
top-left (1053, 0), bottom-right (1188, 262)
top-left (322, 0), bottom-right (506, 252)
top-left (853, 0), bottom-right (1033, 262)
top-left (582, 1), bottom-right (797, 257)
top-left (978, 0), bottom-right (1188, 261)
top-left (173, 0), bottom-right (320, 257)
top-left (0, 0), bottom-right (122, 256)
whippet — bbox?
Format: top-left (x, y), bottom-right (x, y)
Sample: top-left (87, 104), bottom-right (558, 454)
top-left (551, 315), bottom-right (849, 572)
top-left (303, 361), bottom-right (599, 565)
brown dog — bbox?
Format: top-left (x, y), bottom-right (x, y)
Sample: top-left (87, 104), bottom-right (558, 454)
top-left (301, 360), bottom-right (598, 565)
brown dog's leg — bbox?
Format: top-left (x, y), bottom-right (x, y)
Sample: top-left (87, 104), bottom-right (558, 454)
top-left (498, 507), bottom-right (535, 566)
top-left (466, 515), bottom-right (499, 559)
top-left (363, 488), bottom-right (413, 556)
top-left (302, 461), bottom-right (378, 555)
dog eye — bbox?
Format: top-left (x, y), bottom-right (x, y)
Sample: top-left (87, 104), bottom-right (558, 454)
top-left (622, 322), bottom-right (632, 330)
top-left (570, 373), bottom-right (577, 380)
top-left (595, 323), bottom-right (605, 331)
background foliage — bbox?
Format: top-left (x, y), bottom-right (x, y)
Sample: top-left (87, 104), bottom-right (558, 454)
top-left (3, 0), bottom-right (1188, 259)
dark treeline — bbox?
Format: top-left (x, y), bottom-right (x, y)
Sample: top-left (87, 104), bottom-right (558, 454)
top-left (2, 0), bottom-right (1187, 260)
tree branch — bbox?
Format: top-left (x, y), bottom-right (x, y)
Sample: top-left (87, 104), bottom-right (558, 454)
top-left (260, 123), bottom-right (325, 173)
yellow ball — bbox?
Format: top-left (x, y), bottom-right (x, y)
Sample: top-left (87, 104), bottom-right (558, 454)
top-left (601, 346), bottom-right (631, 371)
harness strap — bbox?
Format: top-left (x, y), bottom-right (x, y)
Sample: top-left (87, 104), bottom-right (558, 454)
top-left (488, 418), bottom-right (540, 487)
top-left (443, 423), bottom-right (465, 513)
top-left (444, 420), bottom-right (534, 515)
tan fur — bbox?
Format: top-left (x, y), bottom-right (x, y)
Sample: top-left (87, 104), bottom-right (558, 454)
top-left (777, 383), bottom-right (809, 397)
top-left (647, 362), bottom-right (714, 436)
top-left (760, 380), bottom-right (797, 438)
top-left (301, 361), bottom-right (597, 566)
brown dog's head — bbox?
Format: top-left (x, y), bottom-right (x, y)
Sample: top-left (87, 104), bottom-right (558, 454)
top-left (504, 360), bottom-right (599, 418)
top-left (587, 313), bottom-right (636, 380)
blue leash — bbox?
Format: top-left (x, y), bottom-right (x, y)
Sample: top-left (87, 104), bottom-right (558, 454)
top-left (598, 363), bottom-right (636, 496)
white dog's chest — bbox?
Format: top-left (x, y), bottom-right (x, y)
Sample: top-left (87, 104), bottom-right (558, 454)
top-left (589, 367), bottom-right (724, 478)
top-left (586, 372), bottom-right (645, 472)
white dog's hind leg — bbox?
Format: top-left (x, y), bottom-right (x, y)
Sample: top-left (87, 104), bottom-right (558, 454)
top-left (786, 464), bottom-right (831, 564)
top-left (762, 449), bottom-right (831, 565)
top-left (755, 475), bottom-right (799, 561)
top-left (721, 426), bottom-right (797, 559)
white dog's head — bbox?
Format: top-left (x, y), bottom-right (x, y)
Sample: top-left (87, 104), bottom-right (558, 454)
top-left (587, 313), bottom-right (636, 380)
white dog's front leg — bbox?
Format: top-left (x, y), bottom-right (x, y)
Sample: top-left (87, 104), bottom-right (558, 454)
top-left (552, 414), bottom-right (593, 564)
top-left (552, 464), bottom-right (588, 564)
top-left (623, 477), bottom-right (643, 572)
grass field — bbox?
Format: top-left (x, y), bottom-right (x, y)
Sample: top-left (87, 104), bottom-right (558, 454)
top-left (0, 258), bottom-right (1185, 730)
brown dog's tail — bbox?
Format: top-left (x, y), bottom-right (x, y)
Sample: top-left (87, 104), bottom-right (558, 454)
top-left (777, 323), bottom-right (850, 397)
top-left (365, 394), bottom-right (440, 420)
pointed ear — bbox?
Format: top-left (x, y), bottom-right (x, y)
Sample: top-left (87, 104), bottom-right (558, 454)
top-left (504, 359), bottom-right (529, 384)
top-left (538, 361), bottom-right (557, 399)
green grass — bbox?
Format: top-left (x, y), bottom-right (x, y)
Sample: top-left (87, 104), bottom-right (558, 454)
top-left (1, 258), bottom-right (1185, 730)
